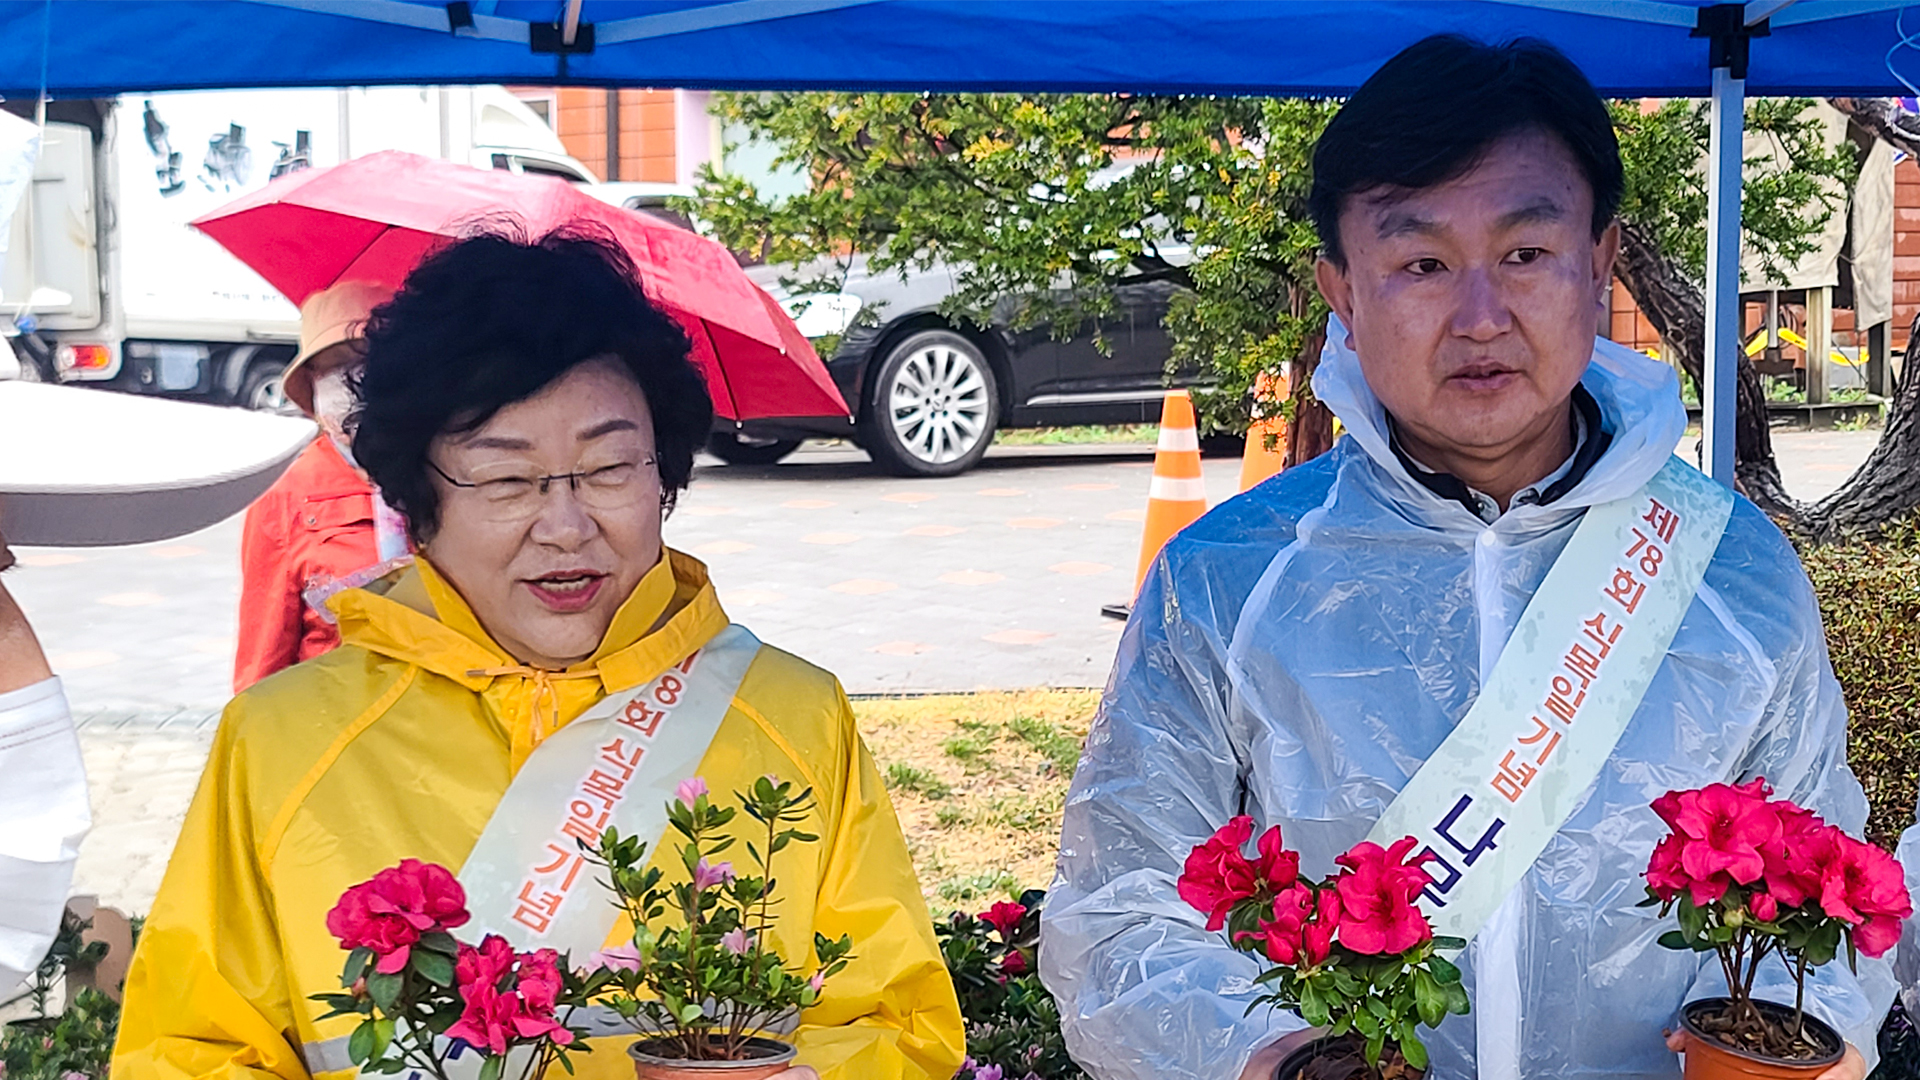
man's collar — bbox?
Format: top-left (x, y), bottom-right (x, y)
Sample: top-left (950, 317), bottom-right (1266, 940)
top-left (1386, 384), bottom-right (1613, 524)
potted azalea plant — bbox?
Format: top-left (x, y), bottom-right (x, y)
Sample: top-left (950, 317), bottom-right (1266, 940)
top-left (1178, 817), bottom-right (1470, 1080)
top-left (584, 776), bottom-right (854, 1080)
top-left (1643, 778), bottom-right (1912, 1080)
top-left (314, 859), bottom-right (590, 1080)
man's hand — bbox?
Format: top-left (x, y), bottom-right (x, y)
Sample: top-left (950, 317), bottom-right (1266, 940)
top-left (1665, 1030), bottom-right (1865, 1080)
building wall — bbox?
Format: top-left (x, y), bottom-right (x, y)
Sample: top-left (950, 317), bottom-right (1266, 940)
top-left (536, 87), bottom-right (681, 183)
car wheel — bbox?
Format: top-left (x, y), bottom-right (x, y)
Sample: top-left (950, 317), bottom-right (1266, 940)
top-left (706, 431), bottom-right (802, 466)
top-left (860, 329), bottom-right (999, 477)
top-left (238, 359), bottom-right (296, 414)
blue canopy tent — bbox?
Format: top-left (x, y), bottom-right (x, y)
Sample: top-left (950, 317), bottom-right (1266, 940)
top-left (3, 0), bottom-right (1918, 485)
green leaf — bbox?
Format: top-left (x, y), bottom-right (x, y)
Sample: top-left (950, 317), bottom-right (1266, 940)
top-left (366, 972), bottom-right (402, 1013)
top-left (479, 1054), bottom-right (505, 1080)
top-left (1657, 930), bottom-right (1691, 951)
top-left (1428, 955), bottom-right (1462, 985)
top-left (414, 949), bottom-right (455, 987)
top-left (1413, 970), bottom-right (1445, 1029)
top-left (1402, 1033), bottom-right (1430, 1071)
top-left (370, 1018), bottom-right (394, 1063)
top-left (1365, 1028), bottom-right (1386, 1069)
top-left (344, 947), bottom-right (374, 984)
top-left (1429, 935), bottom-right (1466, 952)
top-left (348, 1020), bottom-right (376, 1065)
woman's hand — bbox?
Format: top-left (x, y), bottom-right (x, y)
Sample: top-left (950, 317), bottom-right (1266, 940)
top-left (771, 1068), bottom-right (819, 1080)
top-left (1665, 1030), bottom-right (1865, 1080)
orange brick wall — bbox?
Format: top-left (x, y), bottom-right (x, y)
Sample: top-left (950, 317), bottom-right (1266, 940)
top-left (1897, 157), bottom-right (1920, 351)
top-left (547, 87), bottom-right (679, 183)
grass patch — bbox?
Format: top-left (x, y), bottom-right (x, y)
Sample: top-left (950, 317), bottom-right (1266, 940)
top-left (884, 762), bottom-right (953, 800)
top-left (1007, 713), bottom-right (1084, 779)
top-left (854, 689), bottom-right (1097, 913)
top-left (935, 870), bottom-right (1022, 904)
top-left (994, 424), bottom-right (1157, 447)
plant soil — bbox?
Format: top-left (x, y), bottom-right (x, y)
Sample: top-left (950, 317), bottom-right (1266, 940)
top-left (1277, 1035), bottom-right (1424, 1080)
top-left (1690, 1000), bottom-right (1841, 1063)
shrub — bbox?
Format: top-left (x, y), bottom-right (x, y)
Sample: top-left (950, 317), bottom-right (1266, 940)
top-left (1799, 521), bottom-right (1920, 849)
top-left (937, 890), bottom-right (1086, 1080)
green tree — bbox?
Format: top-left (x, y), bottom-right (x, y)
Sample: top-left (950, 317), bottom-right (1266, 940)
top-left (697, 92), bottom-right (1897, 529)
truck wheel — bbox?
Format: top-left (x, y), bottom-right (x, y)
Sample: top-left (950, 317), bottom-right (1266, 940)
top-left (859, 329), bottom-right (998, 477)
top-left (239, 359), bottom-right (296, 414)
top-left (706, 431), bottom-right (801, 466)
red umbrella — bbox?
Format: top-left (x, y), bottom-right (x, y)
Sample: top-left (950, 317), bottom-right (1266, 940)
top-left (190, 150), bottom-right (847, 422)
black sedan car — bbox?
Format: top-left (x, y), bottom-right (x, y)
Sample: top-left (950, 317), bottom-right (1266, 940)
top-left (729, 257), bottom-right (1201, 477)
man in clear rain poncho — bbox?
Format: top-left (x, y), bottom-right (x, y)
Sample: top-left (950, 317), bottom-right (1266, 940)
top-left (1041, 35), bottom-right (1893, 1080)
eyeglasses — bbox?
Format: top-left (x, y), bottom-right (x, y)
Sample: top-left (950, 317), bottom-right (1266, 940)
top-left (428, 455), bottom-right (659, 522)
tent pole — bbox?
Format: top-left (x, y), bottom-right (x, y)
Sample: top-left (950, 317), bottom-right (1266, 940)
top-left (1702, 62), bottom-right (1744, 486)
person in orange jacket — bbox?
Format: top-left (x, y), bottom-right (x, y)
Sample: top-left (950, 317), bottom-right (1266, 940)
top-left (233, 280), bottom-right (409, 693)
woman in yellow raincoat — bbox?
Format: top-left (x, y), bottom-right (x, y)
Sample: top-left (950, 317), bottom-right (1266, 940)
top-left (113, 230), bottom-right (964, 1080)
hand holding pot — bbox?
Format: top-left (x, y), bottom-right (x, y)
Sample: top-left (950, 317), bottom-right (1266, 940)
top-left (1664, 1031), bottom-right (1865, 1080)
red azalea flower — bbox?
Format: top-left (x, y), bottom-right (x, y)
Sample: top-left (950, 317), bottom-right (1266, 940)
top-left (1179, 816), bottom-right (1260, 932)
top-left (1253, 825), bottom-right (1301, 892)
top-left (1668, 783), bottom-right (1781, 886)
top-left (1819, 835), bottom-right (1913, 958)
top-left (980, 901), bottom-right (1027, 939)
top-left (448, 936), bottom-right (573, 1055)
top-left (1645, 835), bottom-right (1692, 903)
top-left (1759, 802), bottom-right (1831, 909)
top-left (1000, 949), bottom-right (1030, 976)
top-left (1243, 884), bottom-right (1313, 966)
top-left (1748, 890), bottom-right (1779, 923)
top-left (1302, 888), bottom-right (1341, 967)
top-left (325, 860), bottom-right (470, 975)
top-left (1333, 837), bottom-right (1435, 956)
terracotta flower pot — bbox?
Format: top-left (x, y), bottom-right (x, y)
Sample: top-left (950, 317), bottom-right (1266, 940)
top-left (628, 1036), bottom-right (797, 1080)
top-left (1680, 998), bottom-right (1844, 1080)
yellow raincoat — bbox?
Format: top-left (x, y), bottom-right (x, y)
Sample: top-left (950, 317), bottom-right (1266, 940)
top-left (114, 549), bottom-right (964, 1080)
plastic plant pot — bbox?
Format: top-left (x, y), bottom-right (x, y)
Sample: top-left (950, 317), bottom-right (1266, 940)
top-left (1679, 998), bottom-right (1845, 1080)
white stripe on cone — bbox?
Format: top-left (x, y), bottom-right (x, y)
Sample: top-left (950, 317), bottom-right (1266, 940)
top-left (1156, 426), bottom-right (1200, 452)
top-left (1148, 475), bottom-right (1208, 503)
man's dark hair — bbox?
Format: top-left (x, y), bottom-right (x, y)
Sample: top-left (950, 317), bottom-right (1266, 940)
top-left (351, 226), bottom-right (712, 540)
top-left (1308, 35), bottom-right (1623, 267)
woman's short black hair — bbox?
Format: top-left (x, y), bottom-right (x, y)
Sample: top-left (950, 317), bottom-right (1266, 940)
top-left (1308, 35), bottom-right (1623, 267)
top-left (351, 225), bottom-right (712, 540)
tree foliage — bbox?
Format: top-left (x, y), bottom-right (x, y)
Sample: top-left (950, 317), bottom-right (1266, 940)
top-left (695, 91), bottom-right (1856, 487)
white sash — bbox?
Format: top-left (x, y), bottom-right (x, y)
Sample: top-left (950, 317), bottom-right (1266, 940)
top-left (1365, 456), bottom-right (1733, 943)
top-left (459, 623), bottom-right (762, 954)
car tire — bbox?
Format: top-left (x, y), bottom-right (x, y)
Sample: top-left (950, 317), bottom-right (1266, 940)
top-left (860, 329), bottom-right (999, 477)
top-left (238, 358), bottom-right (296, 414)
top-left (706, 431), bottom-right (802, 466)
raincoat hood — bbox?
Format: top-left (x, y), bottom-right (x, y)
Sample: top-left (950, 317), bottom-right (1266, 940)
top-left (1311, 314), bottom-right (1690, 521)
top-left (1043, 329), bottom-right (1890, 1080)
top-left (330, 548), bottom-right (728, 770)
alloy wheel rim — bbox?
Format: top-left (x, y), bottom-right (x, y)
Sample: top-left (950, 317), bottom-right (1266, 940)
top-left (888, 342), bottom-right (989, 464)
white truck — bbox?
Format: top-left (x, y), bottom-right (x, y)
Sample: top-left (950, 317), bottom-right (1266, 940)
top-left (1, 87), bottom-right (597, 409)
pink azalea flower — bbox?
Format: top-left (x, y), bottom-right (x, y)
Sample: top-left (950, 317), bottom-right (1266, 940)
top-left (1670, 782), bottom-right (1781, 886)
top-left (1333, 837), bottom-right (1435, 956)
top-left (674, 776), bottom-right (709, 807)
top-left (807, 970), bottom-right (826, 993)
top-left (692, 858), bottom-right (735, 892)
top-left (589, 943), bottom-right (643, 972)
top-left (720, 928), bottom-right (752, 955)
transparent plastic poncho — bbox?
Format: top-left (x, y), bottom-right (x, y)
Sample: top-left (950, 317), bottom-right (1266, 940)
top-left (1041, 332), bottom-right (1894, 1080)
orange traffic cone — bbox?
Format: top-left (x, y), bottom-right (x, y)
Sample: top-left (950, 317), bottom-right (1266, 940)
top-left (1238, 369), bottom-right (1292, 492)
top-left (1133, 390), bottom-right (1209, 592)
